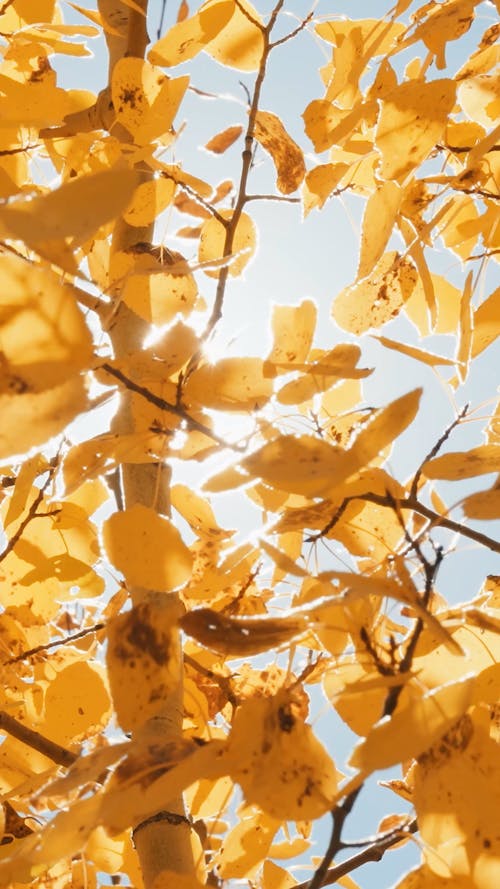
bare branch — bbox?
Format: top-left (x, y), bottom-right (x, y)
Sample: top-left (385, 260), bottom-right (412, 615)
top-left (0, 459), bottom-right (58, 564)
top-left (270, 8), bottom-right (315, 49)
top-left (4, 624), bottom-right (105, 666)
top-left (295, 817), bottom-right (418, 889)
top-left (410, 405), bottom-right (469, 499)
top-left (308, 787), bottom-right (362, 889)
top-left (0, 710), bottom-right (77, 767)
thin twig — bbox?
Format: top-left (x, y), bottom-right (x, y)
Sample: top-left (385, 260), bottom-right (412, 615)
top-left (0, 460), bottom-right (58, 564)
top-left (4, 624), bottom-right (105, 666)
top-left (295, 817), bottom-right (418, 889)
top-left (101, 363), bottom-right (243, 451)
top-left (183, 653), bottom-right (239, 708)
top-left (409, 405), bottom-right (468, 499)
top-left (0, 711), bottom-right (77, 767)
top-left (308, 787), bottom-right (362, 889)
top-left (244, 193), bottom-right (301, 203)
top-left (309, 492), bottom-right (500, 554)
top-left (270, 8), bottom-right (315, 49)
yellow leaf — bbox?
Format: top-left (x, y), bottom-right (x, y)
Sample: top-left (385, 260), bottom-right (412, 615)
top-left (459, 73), bottom-right (500, 126)
top-left (148, 1), bottom-right (234, 66)
top-left (123, 177), bottom-right (176, 226)
top-left (0, 255), bottom-right (92, 392)
top-left (254, 111), bottom-right (305, 195)
top-left (333, 251), bottom-right (418, 334)
top-left (267, 299), bottom-right (316, 367)
top-left (111, 58), bottom-right (189, 143)
top-left (242, 434), bottom-right (341, 498)
top-left (198, 209), bottom-right (256, 278)
top-left (393, 866), bottom-right (471, 888)
top-left (228, 690), bottom-right (338, 819)
top-left (424, 445), bottom-right (500, 480)
top-left (472, 286), bottom-right (500, 358)
top-left (349, 675), bottom-right (475, 775)
top-left (456, 270), bottom-right (473, 383)
top-left (302, 163), bottom-right (349, 216)
top-left (0, 169), bottom-right (139, 253)
top-left (185, 357), bottom-right (273, 411)
top-left (0, 377), bottom-right (90, 460)
top-left (414, 708), bottom-right (500, 884)
top-left (203, 0), bottom-right (264, 71)
top-left (205, 124), bottom-right (243, 153)
top-left (315, 18), bottom-right (405, 56)
top-left (276, 344), bottom-right (372, 406)
top-left (358, 181), bottom-right (402, 279)
top-left (40, 662), bottom-right (110, 746)
top-left (373, 335), bottom-right (456, 367)
top-left (171, 484), bottom-right (231, 537)
top-left (103, 504), bottom-right (193, 591)
top-left (261, 861), bottom-right (298, 889)
top-left (462, 487), bottom-right (500, 520)
top-left (375, 79), bottom-right (456, 180)
top-left (152, 874), bottom-right (207, 889)
top-left (106, 598), bottom-right (182, 732)
top-left (213, 807), bottom-right (279, 878)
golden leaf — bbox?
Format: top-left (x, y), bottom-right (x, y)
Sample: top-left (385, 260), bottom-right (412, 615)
top-left (213, 807), bottom-right (279, 878)
top-left (103, 504), bottom-right (193, 591)
top-left (302, 163), bottom-right (349, 216)
top-left (349, 675), bottom-right (475, 775)
top-left (472, 286), bottom-right (500, 358)
top-left (123, 177), bottom-right (176, 226)
top-left (203, 0), bottom-right (264, 71)
top-left (40, 662), bottom-right (111, 746)
top-left (148, 1), bottom-right (234, 67)
top-left (111, 58), bottom-right (189, 143)
top-left (0, 377), bottom-right (90, 460)
top-left (0, 255), bottom-right (92, 393)
top-left (372, 335), bottom-right (456, 367)
top-left (414, 708), bottom-right (500, 884)
top-left (375, 79), bottom-right (456, 180)
top-left (358, 181), bottom-right (402, 279)
top-left (267, 299), bottom-right (316, 367)
top-left (424, 445), bottom-right (500, 480)
top-left (205, 124), bottom-right (243, 154)
top-left (179, 607), bottom-right (308, 656)
top-left (333, 251), bottom-right (418, 334)
top-left (198, 209), bottom-right (256, 278)
top-left (0, 169), bottom-right (139, 255)
top-left (228, 690), bottom-right (338, 819)
top-left (185, 357), bottom-right (273, 411)
top-left (462, 487), bottom-right (500, 520)
top-left (254, 110), bottom-right (305, 194)
top-left (107, 599), bottom-right (182, 732)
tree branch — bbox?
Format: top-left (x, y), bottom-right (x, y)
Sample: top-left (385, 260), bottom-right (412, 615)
top-left (0, 711), bottom-right (77, 768)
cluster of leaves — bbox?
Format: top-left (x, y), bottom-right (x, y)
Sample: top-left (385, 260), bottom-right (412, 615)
top-left (0, 1), bottom-right (499, 888)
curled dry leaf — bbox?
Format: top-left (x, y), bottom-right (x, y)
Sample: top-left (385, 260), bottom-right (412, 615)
top-left (254, 110), bottom-right (305, 194)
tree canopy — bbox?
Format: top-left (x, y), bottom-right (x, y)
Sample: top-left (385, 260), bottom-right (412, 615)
top-left (0, 1), bottom-right (499, 888)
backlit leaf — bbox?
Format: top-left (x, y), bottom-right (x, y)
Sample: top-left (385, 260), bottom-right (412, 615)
top-left (349, 675), bottom-right (475, 775)
top-left (0, 378), bottom-right (90, 460)
top-left (111, 58), bottom-right (189, 143)
top-left (0, 255), bottom-right (92, 392)
top-left (228, 690), bottom-right (338, 819)
top-left (375, 79), bottom-right (456, 180)
top-left (40, 662), bottom-right (110, 745)
top-left (358, 181), bottom-right (402, 279)
top-left (333, 251), bottom-right (418, 334)
top-left (302, 163), bottom-right (349, 216)
top-left (267, 300), bottom-right (316, 367)
top-left (254, 111), bottom-right (305, 195)
top-left (373, 336), bottom-right (456, 367)
top-left (123, 177), bottom-right (176, 226)
top-left (424, 445), bottom-right (500, 480)
top-left (414, 708), bottom-right (500, 883)
top-left (185, 357), bottom-right (273, 411)
top-left (203, 0), bottom-right (264, 71)
top-left (198, 209), bottom-right (256, 278)
top-left (205, 124), bottom-right (243, 154)
top-left (462, 487), bottom-right (500, 520)
top-left (0, 169), bottom-right (139, 252)
top-left (103, 504), bottom-right (193, 591)
top-left (148, 1), bottom-right (234, 67)
top-left (107, 599), bottom-right (182, 731)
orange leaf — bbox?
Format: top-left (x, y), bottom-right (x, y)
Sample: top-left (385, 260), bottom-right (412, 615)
top-left (254, 110), bottom-right (305, 194)
top-left (205, 125), bottom-right (243, 154)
